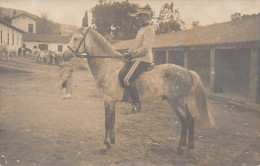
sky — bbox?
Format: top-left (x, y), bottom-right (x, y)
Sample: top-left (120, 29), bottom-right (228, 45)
top-left (0, 0), bottom-right (260, 28)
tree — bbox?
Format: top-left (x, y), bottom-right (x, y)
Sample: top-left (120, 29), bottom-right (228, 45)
top-left (0, 10), bottom-right (11, 23)
top-left (82, 10), bottom-right (88, 27)
top-left (231, 12), bottom-right (260, 21)
top-left (156, 3), bottom-right (185, 34)
top-left (192, 20), bottom-right (200, 28)
top-left (231, 12), bottom-right (241, 21)
top-left (91, 1), bottom-right (139, 40)
top-left (37, 12), bottom-right (61, 34)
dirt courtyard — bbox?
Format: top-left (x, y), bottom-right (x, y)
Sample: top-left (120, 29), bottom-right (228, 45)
top-left (0, 58), bottom-right (259, 166)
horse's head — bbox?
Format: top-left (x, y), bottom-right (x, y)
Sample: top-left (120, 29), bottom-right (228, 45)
top-left (63, 27), bottom-right (91, 61)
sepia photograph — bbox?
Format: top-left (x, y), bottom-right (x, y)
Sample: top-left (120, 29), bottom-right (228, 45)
top-left (0, 0), bottom-right (259, 165)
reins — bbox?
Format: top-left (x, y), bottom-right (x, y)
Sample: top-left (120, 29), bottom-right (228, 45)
top-left (75, 54), bottom-right (122, 59)
top-left (68, 27), bottom-right (123, 59)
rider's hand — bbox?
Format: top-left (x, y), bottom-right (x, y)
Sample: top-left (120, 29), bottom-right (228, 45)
top-left (127, 48), bottom-right (134, 54)
top-left (123, 52), bottom-right (133, 60)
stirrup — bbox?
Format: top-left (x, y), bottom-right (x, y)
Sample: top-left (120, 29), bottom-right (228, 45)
top-left (131, 103), bottom-right (141, 113)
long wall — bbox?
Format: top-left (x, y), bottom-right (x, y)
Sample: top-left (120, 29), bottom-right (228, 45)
top-left (24, 41), bottom-right (68, 52)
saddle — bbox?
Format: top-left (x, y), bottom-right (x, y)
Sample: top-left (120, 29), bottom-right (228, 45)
top-left (120, 63), bottom-right (154, 102)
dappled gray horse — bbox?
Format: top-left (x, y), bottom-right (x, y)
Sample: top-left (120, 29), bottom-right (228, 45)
top-left (63, 27), bottom-right (214, 154)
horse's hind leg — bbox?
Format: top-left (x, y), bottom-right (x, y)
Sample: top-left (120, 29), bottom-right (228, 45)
top-left (186, 111), bottom-right (195, 151)
top-left (180, 120), bottom-right (187, 146)
top-left (168, 100), bottom-right (188, 155)
top-left (177, 110), bottom-right (188, 155)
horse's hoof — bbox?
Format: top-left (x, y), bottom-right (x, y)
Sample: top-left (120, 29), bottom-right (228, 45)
top-left (188, 143), bottom-right (195, 150)
top-left (177, 146), bottom-right (184, 155)
top-left (111, 138), bottom-right (115, 144)
top-left (180, 141), bottom-right (187, 146)
top-left (104, 141), bottom-right (111, 150)
top-left (106, 145), bottom-right (111, 150)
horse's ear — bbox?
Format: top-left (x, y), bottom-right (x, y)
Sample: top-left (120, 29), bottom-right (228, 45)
top-left (81, 26), bottom-right (91, 34)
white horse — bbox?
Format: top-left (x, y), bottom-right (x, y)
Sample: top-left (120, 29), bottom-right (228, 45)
top-left (0, 44), bottom-right (9, 61)
top-left (37, 50), bottom-right (51, 64)
top-left (0, 44), bottom-right (17, 60)
top-left (7, 46), bottom-right (17, 57)
top-left (32, 49), bottom-right (41, 57)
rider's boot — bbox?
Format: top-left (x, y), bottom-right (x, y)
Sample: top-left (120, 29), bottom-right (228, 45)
top-left (127, 85), bottom-right (141, 113)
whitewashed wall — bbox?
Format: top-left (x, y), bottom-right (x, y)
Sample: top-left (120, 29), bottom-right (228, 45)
top-left (0, 22), bottom-right (23, 51)
top-left (24, 41), bottom-right (68, 52)
top-left (12, 16), bottom-right (36, 33)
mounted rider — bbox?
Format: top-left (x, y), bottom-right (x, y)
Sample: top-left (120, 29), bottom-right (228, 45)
top-left (119, 7), bottom-right (155, 112)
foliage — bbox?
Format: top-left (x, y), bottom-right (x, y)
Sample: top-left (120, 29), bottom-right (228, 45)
top-left (231, 12), bottom-right (260, 21)
top-left (36, 12), bottom-right (61, 35)
top-left (231, 12), bottom-right (241, 21)
top-left (192, 21), bottom-right (200, 28)
top-left (91, 1), bottom-right (140, 40)
top-left (155, 3), bottom-right (184, 34)
top-left (0, 10), bottom-right (11, 23)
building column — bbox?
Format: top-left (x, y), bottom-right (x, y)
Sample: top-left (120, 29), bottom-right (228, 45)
top-left (166, 50), bottom-right (169, 63)
top-left (152, 49), bottom-right (155, 64)
top-left (210, 49), bottom-right (223, 93)
top-left (250, 47), bottom-right (259, 103)
top-left (184, 50), bottom-right (188, 69)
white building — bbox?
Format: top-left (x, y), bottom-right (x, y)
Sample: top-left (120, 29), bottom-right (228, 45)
top-left (0, 19), bottom-right (24, 50)
top-left (11, 14), bottom-right (36, 33)
top-left (23, 33), bottom-right (71, 52)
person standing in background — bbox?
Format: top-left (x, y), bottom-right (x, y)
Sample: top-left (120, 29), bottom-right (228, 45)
top-left (60, 62), bottom-right (74, 99)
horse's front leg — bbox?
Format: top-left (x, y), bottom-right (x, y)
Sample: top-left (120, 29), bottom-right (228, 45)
top-left (104, 100), bottom-right (115, 150)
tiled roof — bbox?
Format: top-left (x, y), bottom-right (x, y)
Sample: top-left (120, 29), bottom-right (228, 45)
top-left (113, 16), bottom-right (260, 50)
top-left (12, 14), bottom-right (37, 21)
top-left (0, 19), bottom-right (24, 33)
top-left (23, 33), bottom-right (71, 44)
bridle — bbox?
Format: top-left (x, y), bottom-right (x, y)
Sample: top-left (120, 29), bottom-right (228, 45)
top-left (67, 27), bottom-right (91, 57)
top-left (67, 27), bottom-right (122, 59)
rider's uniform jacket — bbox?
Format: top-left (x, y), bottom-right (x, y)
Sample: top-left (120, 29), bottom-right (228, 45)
top-left (132, 24), bottom-right (155, 63)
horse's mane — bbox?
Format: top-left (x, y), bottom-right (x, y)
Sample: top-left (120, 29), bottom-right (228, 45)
top-left (88, 29), bottom-right (122, 57)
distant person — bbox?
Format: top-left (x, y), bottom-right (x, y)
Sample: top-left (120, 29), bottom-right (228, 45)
top-left (60, 62), bottom-right (74, 99)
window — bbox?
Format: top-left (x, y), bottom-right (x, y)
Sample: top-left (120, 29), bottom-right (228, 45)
top-left (58, 45), bottom-right (63, 52)
top-left (39, 44), bottom-right (48, 51)
top-left (28, 24), bottom-right (33, 33)
top-left (33, 46), bottom-right (37, 49)
top-left (1, 30), bottom-right (2, 44)
top-left (12, 32), bottom-right (14, 46)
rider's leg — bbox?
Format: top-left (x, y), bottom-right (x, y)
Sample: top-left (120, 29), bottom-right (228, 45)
top-left (125, 61), bottom-right (151, 112)
top-left (126, 85), bottom-right (141, 112)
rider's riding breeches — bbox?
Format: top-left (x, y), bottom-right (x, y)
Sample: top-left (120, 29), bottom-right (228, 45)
top-left (119, 60), bottom-right (151, 87)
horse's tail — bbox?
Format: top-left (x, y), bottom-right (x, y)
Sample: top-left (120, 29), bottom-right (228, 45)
top-left (189, 70), bottom-right (215, 127)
